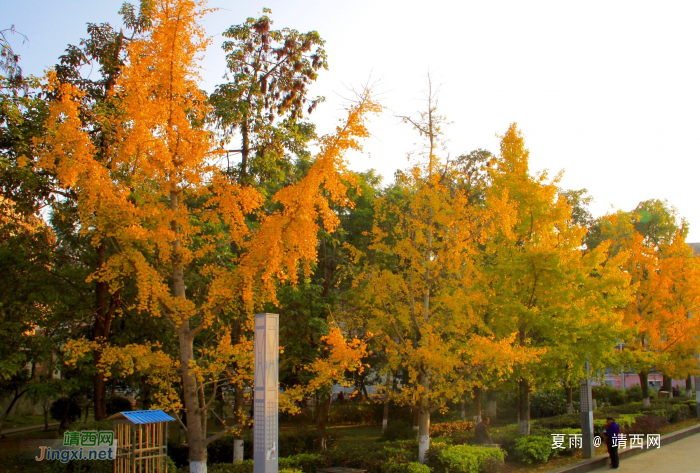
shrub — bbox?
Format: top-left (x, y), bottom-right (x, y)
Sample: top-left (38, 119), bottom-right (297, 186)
top-left (430, 444), bottom-right (506, 473)
top-left (50, 398), bottom-right (82, 425)
top-left (593, 414), bottom-right (639, 431)
top-left (431, 420), bottom-right (474, 437)
top-left (484, 456), bottom-right (513, 473)
top-left (530, 392), bottom-right (569, 418)
top-left (532, 413), bottom-right (580, 430)
top-left (489, 425), bottom-right (521, 458)
top-left (208, 461), bottom-right (301, 473)
top-left (451, 430), bottom-right (475, 445)
top-left (592, 386), bottom-right (625, 406)
top-left (624, 385), bottom-right (643, 403)
top-left (320, 440), bottom-right (419, 473)
top-left (382, 420), bottom-right (415, 441)
top-left (626, 415), bottom-right (669, 435)
top-left (641, 403), bottom-right (691, 423)
top-left (598, 401), bottom-right (645, 415)
top-left (383, 462), bottom-right (430, 473)
top-left (279, 453), bottom-right (326, 472)
top-left (666, 403), bottom-right (691, 422)
top-left (512, 436), bottom-right (554, 464)
top-left (209, 461), bottom-right (253, 473)
top-left (105, 395), bottom-right (133, 415)
top-left (328, 402), bottom-right (385, 425)
top-left (283, 429), bottom-right (339, 457)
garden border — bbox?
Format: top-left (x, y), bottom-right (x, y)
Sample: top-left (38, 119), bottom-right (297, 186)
top-left (544, 423), bottom-right (700, 473)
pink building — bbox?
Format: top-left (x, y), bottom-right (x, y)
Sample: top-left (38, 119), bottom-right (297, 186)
top-left (598, 372), bottom-right (689, 390)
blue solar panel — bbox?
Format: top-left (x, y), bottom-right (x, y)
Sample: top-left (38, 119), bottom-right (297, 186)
top-left (119, 410), bottom-right (176, 424)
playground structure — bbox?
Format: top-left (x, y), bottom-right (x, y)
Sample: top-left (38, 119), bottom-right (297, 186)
top-left (110, 409), bottom-right (175, 473)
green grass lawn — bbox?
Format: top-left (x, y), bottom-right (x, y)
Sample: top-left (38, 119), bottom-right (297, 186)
top-left (2, 416), bottom-right (47, 430)
top-left (2, 412), bottom-right (95, 432)
top-left (327, 424), bottom-right (383, 448)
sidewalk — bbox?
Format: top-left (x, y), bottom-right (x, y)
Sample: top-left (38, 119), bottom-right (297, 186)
top-left (2, 423), bottom-right (59, 436)
top-left (546, 424), bottom-right (700, 473)
top-left (594, 432), bottom-right (700, 471)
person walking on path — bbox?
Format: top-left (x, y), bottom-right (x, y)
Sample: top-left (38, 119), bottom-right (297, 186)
top-left (474, 417), bottom-right (494, 445)
top-left (603, 416), bottom-right (620, 469)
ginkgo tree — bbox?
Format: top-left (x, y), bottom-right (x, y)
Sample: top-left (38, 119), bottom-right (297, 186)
top-left (353, 88), bottom-right (535, 463)
top-left (39, 0), bottom-right (380, 471)
top-left (590, 202), bottom-right (700, 406)
top-left (483, 123), bottom-right (631, 434)
top-left (655, 232), bottom-right (700, 392)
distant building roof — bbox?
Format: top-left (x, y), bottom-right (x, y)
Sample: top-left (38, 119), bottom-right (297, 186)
top-left (689, 243), bottom-right (700, 256)
top-left (108, 409), bottom-right (175, 424)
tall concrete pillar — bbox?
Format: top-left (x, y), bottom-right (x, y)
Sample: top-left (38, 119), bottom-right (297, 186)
top-left (254, 313), bottom-right (279, 473)
top-left (580, 361), bottom-right (595, 459)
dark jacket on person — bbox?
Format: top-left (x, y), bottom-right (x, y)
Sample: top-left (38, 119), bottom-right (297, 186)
top-left (474, 421), bottom-right (493, 444)
top-left (603, 422), bottom-right (620, 448)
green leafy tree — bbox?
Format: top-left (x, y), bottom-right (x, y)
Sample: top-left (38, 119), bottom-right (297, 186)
top-left (211, 8), bottom-right (327, 183)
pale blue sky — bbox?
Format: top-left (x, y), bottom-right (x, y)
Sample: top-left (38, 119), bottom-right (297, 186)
top-left (3, 0), bottom-right (700, 239)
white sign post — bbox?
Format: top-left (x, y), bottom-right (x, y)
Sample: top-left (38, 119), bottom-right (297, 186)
top-left (254, 313), bottom-right (279, 473)
top-left (580, 361), bottom-right (595, 459)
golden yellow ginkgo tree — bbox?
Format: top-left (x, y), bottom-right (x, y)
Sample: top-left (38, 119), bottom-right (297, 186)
top-left (483, 124), bottom-right (631, 434)
top-left (592, 206), bottom-right (700, 405)
top-left (40, 0), bottom-right (380, 470)
top-left (353, 90), bottom-right (534, 463)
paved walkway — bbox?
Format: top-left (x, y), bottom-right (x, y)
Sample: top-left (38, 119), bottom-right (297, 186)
top-left (594, 432), bottom-right (700, 471)
top-left (2, 423), bottom-right (58, 436)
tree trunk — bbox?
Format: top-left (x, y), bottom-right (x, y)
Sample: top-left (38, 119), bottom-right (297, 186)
top-left (316, 393), bottom-right (330, 450)
top-left (58, 394), bottom-right (77, 434)
top-left (518, 379), bottom-right (530, 435)
top-left (92, 243), bottom-right (110, 421)
top-left (180, 324), bottom-right (208, 472)
top-left (639, 371), bottom-right (650, 407)
top-left (686, 376), bottom-right (693, 399)
top-left (472, 386), bottom-right (482, 424)
top-left (417, 368), bottom-right (431, 464)
top-left (171, 191), bottom-right (208, 473)
top-left (139, 380), bottom-right (153, 410)
top-left (417, 408), bottom-right (430, 464)
top-left (240, 121), bottom-right (249, 180)
top-left (233, 386), bottom-right (245, 463)
top-left (92, 46), bottom-right (121, 420)
top-left (460, 398), bottom-right (466, 421)
top-left (566, 385), bottom-right (574, 414)
top-left (382, 394), bottom-right (389, 434)
top-left (0, 388), bottom-right (28, 436)
top-left (93, 375), bottom-right (107, 421)
top-left (663, 374), bottom-right (672, 395)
